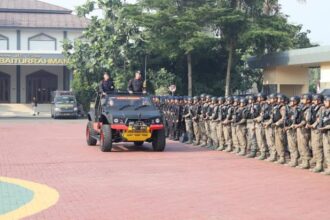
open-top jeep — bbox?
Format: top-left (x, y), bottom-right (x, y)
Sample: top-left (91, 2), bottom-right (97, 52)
top-left (86, 92), bottom-right (166, 152)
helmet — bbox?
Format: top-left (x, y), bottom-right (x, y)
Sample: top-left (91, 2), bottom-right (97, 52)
top-left (240, 97), bottom-right (248, 105)
top-left (277, 94), bottom-right (287, 102)
top-left (247, 95), bottom-right (257, 102)
top-left (233, 96), bottom-right (240, 103)
top-left (257, 93), bottom-right (267, 101)
top-left (200, 94), bottom-right (206, 99)
top-left (205, 95), bottom-right (212, 100)
top-left (217, 97), bottom-right (225, 103)
top-left (211, 96), bottom-right (218, 102)
top-left (313, 94), bottom-right (324, 102)
top-left (302, 93), bottom-right (313, 101)
top-left (325, 96), bottom-right (330, 101)
top-left (193, 96), bottom-right (200, 100)
top-left (226, 96), bottom-right (234, 104)
top-left (187, 97), bottom-right (193, 102)
top-left (269, 93), bottom-right (277, 99)
top-left (290, 96), bottom-right (300, 104)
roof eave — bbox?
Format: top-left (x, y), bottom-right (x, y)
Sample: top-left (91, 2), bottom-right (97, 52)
top-left (248, 46), bottom-right (330, 69)
top-left (0, 8), bottom-right (72, 14)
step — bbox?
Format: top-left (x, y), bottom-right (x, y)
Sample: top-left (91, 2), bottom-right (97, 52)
top-left (0, 104), bottom-right (51, 118)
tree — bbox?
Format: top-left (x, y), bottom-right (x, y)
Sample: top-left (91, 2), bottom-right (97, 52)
top-left (137, 0), bottom-right (214, 96)
top-left (65, 0), bottom-right (314, 101)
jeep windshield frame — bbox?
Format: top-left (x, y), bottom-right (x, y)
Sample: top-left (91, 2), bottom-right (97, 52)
top-left (102, 95), bottom-right (156, 111)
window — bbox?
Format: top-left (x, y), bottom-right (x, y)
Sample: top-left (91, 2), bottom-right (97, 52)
top-left (0, 34), bottom-right (9, 50)
top-left (28, 33), bottom-right (56, 51)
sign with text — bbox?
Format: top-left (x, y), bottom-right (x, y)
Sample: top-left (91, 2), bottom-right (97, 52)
top-left (0, 53), bottom-right (68, 66)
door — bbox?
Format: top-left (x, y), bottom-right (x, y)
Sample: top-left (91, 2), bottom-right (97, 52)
top-left (26, 71), bottom-right (58, 103)
top-left (0, 72), bottom-right (10, 103)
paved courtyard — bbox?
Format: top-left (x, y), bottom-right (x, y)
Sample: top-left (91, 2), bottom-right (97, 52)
top-left (1, 119), bottom-right (330, 220)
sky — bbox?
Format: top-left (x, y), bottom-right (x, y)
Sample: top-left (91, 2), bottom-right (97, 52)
top-left (43, 0), bottom-right (330, 46)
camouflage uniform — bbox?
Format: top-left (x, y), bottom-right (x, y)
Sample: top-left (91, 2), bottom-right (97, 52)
top-left (216, 98), bottom-right (226, 151)
top-left (254, 95), bottom-right (270, 160)
top-left (285, 96), bottom-right (301, 167)
top-left (235, 98), bottom-right (248, 156)
top-left (319, 98), bottom-right (330, 175)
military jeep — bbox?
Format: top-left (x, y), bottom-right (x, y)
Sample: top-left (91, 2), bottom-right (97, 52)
top-left (86, 92), bottom-right (166, 152)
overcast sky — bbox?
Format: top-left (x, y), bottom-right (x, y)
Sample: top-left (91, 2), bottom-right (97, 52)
top-left (43, 0), bottom-right (330, 46)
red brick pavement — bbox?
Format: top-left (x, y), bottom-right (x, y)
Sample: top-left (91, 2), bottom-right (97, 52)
top-left (1, 120), bottom-right (330, 220)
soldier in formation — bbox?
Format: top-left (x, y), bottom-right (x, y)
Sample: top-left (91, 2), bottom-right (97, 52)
top-left (154, 93), bottom-right (330, 175)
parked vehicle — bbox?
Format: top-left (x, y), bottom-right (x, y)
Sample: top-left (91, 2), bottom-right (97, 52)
top-left (51, 91), bottom-right (78, 119)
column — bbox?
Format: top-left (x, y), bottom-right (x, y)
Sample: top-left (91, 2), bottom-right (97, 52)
top-left (16, 66), bottom-right (21, 103)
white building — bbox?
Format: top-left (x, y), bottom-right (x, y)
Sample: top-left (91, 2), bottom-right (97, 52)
top-left (0, 0), bottom-right (89, 103)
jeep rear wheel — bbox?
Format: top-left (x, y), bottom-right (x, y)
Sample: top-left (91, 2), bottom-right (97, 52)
top-left (152, 129), bottom-right (166, 152)
top-left (86, 122), bottom-right (97, 146)
top-left (100, 125), bottom-right (113, 152)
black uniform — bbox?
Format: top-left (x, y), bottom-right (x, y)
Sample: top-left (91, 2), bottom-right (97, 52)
top-left (128, 78), bottom-right (144, 93)
top-left (99, 79), bottom-right (115, 94)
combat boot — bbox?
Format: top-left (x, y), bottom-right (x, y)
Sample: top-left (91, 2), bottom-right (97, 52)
top-left (238, 149), bottom-right (246, 156)
top-left (266, 153), bottom-right (276, 162)
top-left (217, 145), bottom-right (225, 151)
top-left (246, 151), bottom-right (256, 158)
top-left (224, 146), bottom-right (232, 152)
top-left (184, 135), bottom-right (193, 145)
top-left (311, 162), bottom-right (323, 173)
top-left (322, 168), bottom-right (330, 175)
top-left (233, 147), bottom-right (240, 154)
top-left (287, 159), bottom-right (298, 167)
top-left (298, 160), bottom-right (310, 169)
top-left (275, 156), bottom-right (285, 164)
top-left (193, 141), bottom-right (200, 146)
top-left (257, 152), bottom-right (266, 160)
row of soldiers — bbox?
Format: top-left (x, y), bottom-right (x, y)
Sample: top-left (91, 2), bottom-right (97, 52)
top-left (153, 93), bottom-right (330, 174)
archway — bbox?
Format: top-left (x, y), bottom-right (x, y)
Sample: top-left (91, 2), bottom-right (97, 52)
top-left (26, 70), bottom-right (58, 103)
top-left (0, 72), bottom-right (10, 103)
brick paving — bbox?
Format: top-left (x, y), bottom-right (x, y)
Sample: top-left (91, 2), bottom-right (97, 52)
top-left (1, 119), bottom-right (330, 220)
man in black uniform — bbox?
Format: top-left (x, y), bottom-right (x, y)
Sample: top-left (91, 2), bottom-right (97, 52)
top-left (99, 72), bottom-right (115, 95)
top-left (128, 71), bottom-right (146, 93)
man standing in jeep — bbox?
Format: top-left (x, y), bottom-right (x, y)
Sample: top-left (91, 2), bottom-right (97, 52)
top-left (128, 71), bottom-right (146, 94)
top-left (99, 72), bottom-right (115, 95)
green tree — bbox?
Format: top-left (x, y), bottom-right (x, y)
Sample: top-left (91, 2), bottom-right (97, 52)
top-left (137, 0), bottom-right (215, 96)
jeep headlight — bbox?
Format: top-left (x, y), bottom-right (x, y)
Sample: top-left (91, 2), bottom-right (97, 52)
top-left (155, 118), bottom-right (161, 124)
top-left (54, 107), bottom-right (60, 112)
top-left (74, 107), bottom-right (78, 111)
top-left (113, 118), bottom-right (119, 123)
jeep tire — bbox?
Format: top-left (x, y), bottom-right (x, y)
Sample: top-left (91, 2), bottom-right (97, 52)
top-left (152, 129), bottom-right (166, 152)
top-left (86, 122), bottom-right (97, 146)
top-left (100, 124), bottom-right (113, 152)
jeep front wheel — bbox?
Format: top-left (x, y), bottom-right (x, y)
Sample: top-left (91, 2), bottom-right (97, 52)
top-left (86, 122), bottom-right (97, 146)
top-left (152, 129), bottom-right (166, 152)
top-left (100, 124), bottom-right (113, 152)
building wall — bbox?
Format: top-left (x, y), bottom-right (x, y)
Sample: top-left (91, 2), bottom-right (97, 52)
top-left (320, 62), bottom-right (330, 89)
top-left (0, 30), bottom-right (17, 50)
top-left (0, 28), bottom-right (83, 52)
top-left (0, 28), bottom-right (83, 103)
top-left (263, 66), bottom-right (309, 95)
